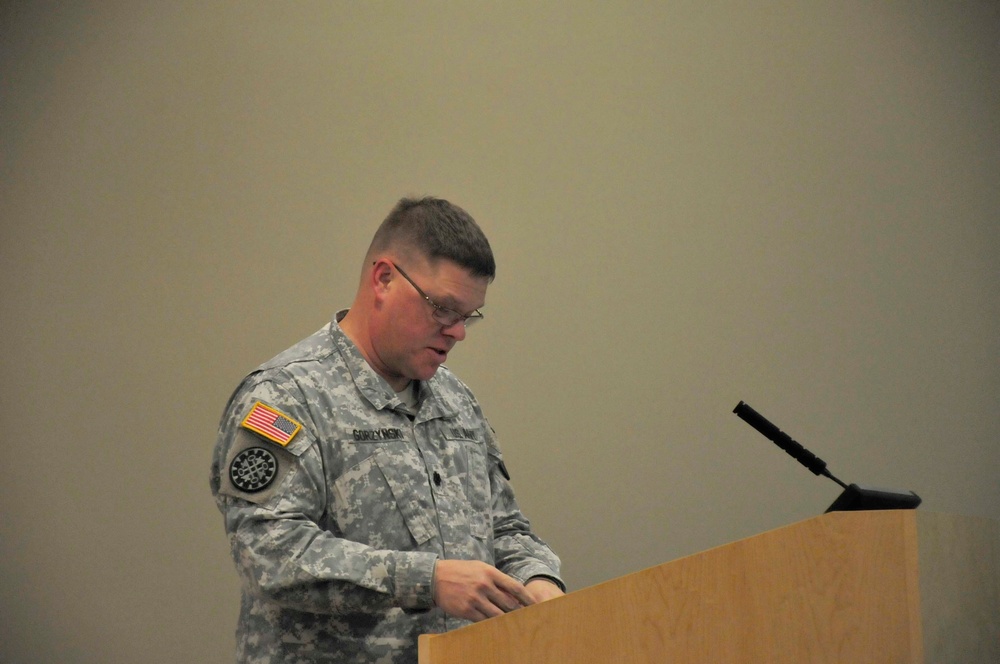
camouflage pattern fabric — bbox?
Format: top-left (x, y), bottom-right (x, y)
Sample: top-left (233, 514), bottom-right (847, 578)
top-left (210, 311), bottom-right (563, 663)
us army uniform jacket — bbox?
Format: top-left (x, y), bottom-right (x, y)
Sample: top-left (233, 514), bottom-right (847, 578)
top-left (210, 312), bottom-right (564, 663)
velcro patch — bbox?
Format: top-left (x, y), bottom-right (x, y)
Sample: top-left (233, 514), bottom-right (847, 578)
top-left (230, 447), bottom-right (278, 493)
top-left (241, 401), bottom-right (301, 447)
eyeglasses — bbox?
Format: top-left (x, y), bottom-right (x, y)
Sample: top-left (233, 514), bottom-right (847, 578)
top-left (390, 262), bottom-right (484, 328)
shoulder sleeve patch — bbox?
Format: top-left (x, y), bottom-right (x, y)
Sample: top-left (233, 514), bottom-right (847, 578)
top-left (219, 428), bottom-right (297, 505)
top-left (241, 401), bottom-right (302, 447)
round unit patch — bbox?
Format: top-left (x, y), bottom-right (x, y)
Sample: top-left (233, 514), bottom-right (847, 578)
top-left (230, 447), bottom-right (278, 493)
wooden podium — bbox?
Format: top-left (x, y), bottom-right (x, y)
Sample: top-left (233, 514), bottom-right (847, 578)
top-left (418, 511), bottom-right (999, 663)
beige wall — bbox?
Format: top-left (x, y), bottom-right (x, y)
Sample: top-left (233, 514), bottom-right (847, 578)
top-left (2, 2), bottom-right (997, 662)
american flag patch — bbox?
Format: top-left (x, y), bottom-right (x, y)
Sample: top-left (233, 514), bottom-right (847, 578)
top-left (240, 401), bottom-right (302, 447)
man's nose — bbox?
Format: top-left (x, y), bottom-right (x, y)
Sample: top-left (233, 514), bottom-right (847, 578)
top-left (441, 319), bottom-right (467, 342)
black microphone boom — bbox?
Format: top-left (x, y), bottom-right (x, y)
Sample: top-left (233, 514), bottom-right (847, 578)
top-left (732, 401), bottom-right (847, 488)
top-left (732, 400), bottom-right (921, 513)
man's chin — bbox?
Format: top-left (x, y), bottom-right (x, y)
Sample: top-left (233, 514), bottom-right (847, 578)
top-left (421, 365), bottom-right (443, 380)
top-left (407, 364), bottom-right (441, 383)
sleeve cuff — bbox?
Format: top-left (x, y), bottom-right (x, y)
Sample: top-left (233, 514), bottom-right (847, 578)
top-left (510, 564), bottom-right (566, 592)
top-left (526, 574), bottom-right (566, 592)
top-left (393, 551), bottom-right (439, 609)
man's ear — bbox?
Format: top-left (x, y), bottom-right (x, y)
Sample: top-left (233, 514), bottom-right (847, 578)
top-left (371, 259), bottom-right (394, 296)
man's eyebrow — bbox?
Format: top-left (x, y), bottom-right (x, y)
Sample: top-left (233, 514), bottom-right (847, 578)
top-left (437, 293), bottom-right (483, 314)
top-left (424, 286), bottom-right (464, 308)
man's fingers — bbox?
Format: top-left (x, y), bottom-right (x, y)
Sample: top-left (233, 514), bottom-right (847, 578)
top-left (469, 603), bottom-right (497, 621)
top-left (482, 587), bottom-right (523, 614)
top-left (432, 559), bottom-right (538, 622)
top-left (492, 574), bottom-right (534, 608)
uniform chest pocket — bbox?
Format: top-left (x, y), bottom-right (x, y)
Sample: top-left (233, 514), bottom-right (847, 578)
top-left (331, 447), bottom-right (436, 549)
top-left (457, 440), bottom-right (492, 540)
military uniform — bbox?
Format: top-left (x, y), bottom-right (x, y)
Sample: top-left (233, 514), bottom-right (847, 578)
top-left (210, 311), bottom-right (563, 663)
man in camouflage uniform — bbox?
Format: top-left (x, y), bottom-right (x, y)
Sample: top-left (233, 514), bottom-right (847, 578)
top-left (210, 197), bottom-right (564, 663)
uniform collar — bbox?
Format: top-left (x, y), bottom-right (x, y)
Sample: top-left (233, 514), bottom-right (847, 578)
top-left (329, 310), bottom-right (458, 421)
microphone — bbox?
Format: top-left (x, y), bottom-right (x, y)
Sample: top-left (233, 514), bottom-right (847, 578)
top-left (732, 401), bottom-right (846, 487)
top-left (732, 401), bottom-right (921, 512)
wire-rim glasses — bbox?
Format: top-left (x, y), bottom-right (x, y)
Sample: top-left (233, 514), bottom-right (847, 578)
top-left (390, 262), bottom-right (484, 328)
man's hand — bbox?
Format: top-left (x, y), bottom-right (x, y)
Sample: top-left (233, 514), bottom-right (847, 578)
top-left (432, 560), bottom-right (534, 622)
top-left (525, 577), bottom-right (565, 603)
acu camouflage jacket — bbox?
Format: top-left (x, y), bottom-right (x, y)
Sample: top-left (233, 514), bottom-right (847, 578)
top-left (210, 312), bottom-right (563, 663)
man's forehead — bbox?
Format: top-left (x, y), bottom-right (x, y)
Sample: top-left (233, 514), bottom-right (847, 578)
top-left (423, 260), bottom-right (489, 308)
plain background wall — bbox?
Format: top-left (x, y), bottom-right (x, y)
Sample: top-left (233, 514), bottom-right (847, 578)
top-left (2, 2), bottom-right (997, 661)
